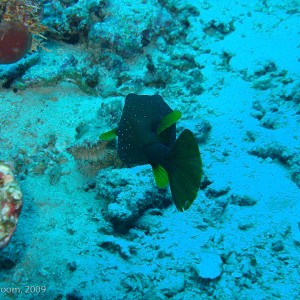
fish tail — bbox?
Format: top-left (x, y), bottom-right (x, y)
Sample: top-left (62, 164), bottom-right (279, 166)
top-left (164, 129), bottom-right (202, 211)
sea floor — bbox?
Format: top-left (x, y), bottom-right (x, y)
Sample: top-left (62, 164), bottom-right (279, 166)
top-left (0, 0), bottom-right (300, 299)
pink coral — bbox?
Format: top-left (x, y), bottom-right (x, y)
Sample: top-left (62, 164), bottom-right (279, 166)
top-left (0, 163), bottom-right (23, 248)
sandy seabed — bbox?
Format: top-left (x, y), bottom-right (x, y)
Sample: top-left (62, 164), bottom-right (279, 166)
top-left (0, 0), bottom-right (299, 299)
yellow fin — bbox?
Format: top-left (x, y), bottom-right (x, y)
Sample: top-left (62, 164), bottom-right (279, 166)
top-left (99, 128), bottom-right (118, 140)
top-left (157, 110), bottom-right (182, 135)
top-left (152, 164), bottom-right (169, 188)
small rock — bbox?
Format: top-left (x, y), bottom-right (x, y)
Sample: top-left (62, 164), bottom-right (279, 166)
top-left (280, 224), bottom-right (291, 238)
top-left (238, 219), bottom-right (254, 230)
top-left (194, 120), bottom-right (211, 143)
top-left (216, 197), bottom-right (230, 210)
top-left (53, 294), bottom-right (63, 300)
top-left (142, 290), bottom-right (165, 300)
top-left (195, 221), bottom-right (209, 230)
top-left (38, 268), bottom-right (49, 277)
top-left (272, 240), bottom-right (284, 252)
top-left (211, 232), bottom-right (224, 244)
top-left (293, 230), bottom-right (300, 246)
top-left (159, 274), bottom-right (185, 297)
top-left (97, 166), bottom-right (172, 231)
top-left (249, 254), bottom-right (257, 266)
top-left (157, 250), bottom-right (173, 259)
top-left (97, 236), bottom-right (138, 259)
top-left (232, 271), bottom-right (243, 278)
top-left (250, 110), bottom-right (264, 120)
top-left (260, 112), bottom-right (280, 129)
top-left (230, 194), bottom-right (257, 206)
top-left (178, 119), bottom-right (211, 144)
top-left (67, 261), bottom-right (77, 272)
top-left (66, 290), bottom-right (83, 300)
top-left (193, 251), bottom-right (223, 280)
top-left (48, 165), bottom-right (62, 185)
top-left (252, 76), bottom-right (273, 90)
top-left (205, 181), bottom-right (230, 198)
top-left (0, 257), bottom-right (16, 269)
top-left (83, 179), bottom-right (96, 191)
top-left (12, 268), bottom-right (23, 283)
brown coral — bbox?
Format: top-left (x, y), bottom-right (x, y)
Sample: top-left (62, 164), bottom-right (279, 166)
top-left (1, 0), bottom-right (47, 51)
top-left (67, 140), bottom-right (124, 176)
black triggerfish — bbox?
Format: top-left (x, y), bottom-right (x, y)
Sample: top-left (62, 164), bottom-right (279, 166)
top-left (100, 93), bottom-right (202, 211)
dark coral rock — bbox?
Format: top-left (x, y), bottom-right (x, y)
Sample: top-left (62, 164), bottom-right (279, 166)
top-left (0, 54), bottom-right (39, 88)
top-left (203, 19), bottom-right (235, 37)
top-left (96, 167), bottom-right (172, 232)
top-left (67, 261), bottom-right (77, 272)
top-left (178, 119), bottom-right (211, 144)
top-left (205, 182), bottom-right (230, 198)
top-left (141, 29), bottom-right (152, 47)
top-left (43, 0), bottom-right (97, 44)
top-left (230, 194), bottom-right (257, 206)
top-left (0, 257), bottom-right (16, 269)
top-left (272, 240), bottom-right (284, 252)
top-left (104, 189), bottom-right (171, 233)
top-left (249, 142), bottom-right (300, 188)
top-left (66, 291), bottom-right (83, 300)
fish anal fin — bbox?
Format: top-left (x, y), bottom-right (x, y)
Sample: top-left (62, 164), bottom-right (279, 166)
top-left (152, 164), bottom-right (169, 188)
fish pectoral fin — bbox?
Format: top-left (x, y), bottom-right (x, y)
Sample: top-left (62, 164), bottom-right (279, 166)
top-left (152, 164), bottom-right (169, 188)
top-left (157, 110), bottom-right (182, 135)
top-left (99, 128), bottom-right (118, 140)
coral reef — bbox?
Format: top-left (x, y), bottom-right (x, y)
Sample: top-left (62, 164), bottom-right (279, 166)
top-left (0, 0), bottom-right (46, 64)
top-left (0, 21), bottom-right (32, 64)
top-left (0, 163), bottom-right (22, 248)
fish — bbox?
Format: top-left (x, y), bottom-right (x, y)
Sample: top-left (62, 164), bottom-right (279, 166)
top-left (100, 93), bottom-right (202, 211)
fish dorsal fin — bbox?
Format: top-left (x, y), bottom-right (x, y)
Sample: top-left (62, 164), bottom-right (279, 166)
top-left (152, 164), bottom-right (169, 188)
top-left (99, 128), bottom-right (118, 140)
top-left (157, 110), bottom-right (182, 135)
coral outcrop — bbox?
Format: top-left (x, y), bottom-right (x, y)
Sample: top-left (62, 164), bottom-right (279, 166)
top-left (0, 163), bottom-right (22, 248)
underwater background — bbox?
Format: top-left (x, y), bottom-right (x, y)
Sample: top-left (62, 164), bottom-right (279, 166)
top-left (0, 0), bottom-right (300, 299)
